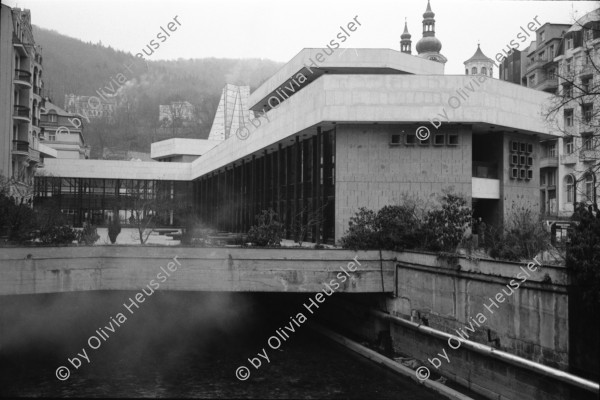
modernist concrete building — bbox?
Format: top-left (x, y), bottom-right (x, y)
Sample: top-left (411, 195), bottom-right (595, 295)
top-left (37, 47), bottom-right (556, 242)
top-left (0, 5), bottom-right (57, 200)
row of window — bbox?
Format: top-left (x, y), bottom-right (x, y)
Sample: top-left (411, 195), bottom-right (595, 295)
top-left (465, 66), bottom-right (493, 76)
top-left (510, 168), bottom-right (534, 180)
top-left (563, 104), bottom-right (594, 126)
top-left (510, 141), bottom-right (533, 154)
top-left (390, 132), bottom-right (459, 146)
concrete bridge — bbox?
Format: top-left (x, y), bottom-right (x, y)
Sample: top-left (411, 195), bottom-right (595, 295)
top-left (1, 246), bottom-right (598, 400)
top-left (0, 247), bottom-right (395, 295)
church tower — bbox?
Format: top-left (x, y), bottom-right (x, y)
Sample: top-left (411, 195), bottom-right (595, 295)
top-left (400, 19), bottom-right (412, 54)
top-left (415, 0), bottom-right (447, 64)
top-left (464, 44), bottom-right (494, 77)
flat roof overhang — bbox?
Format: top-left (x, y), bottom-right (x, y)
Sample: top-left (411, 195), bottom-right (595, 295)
top-left (249, 48), bottom-right (445, 112)
top-left (191, 74), bottom-right (558, 180)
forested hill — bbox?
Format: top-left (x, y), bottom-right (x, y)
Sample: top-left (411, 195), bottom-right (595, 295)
top-left (32, 26), bottom-right (282, 158)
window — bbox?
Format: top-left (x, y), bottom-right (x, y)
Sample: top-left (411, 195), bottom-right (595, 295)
top-left (511, 141), bottom-right (519, 152)
top-left (49, 133), bottom-right (55, 141)
top-left (566, 38), bottom-right (573, 50)
top-left (582, 133), bottom-right (594, 150)
top-left (566, 175), bottom-right (574, 203)
top-left (582, 77), bottom-right (591, 93)
top-left (390, 134), bottom-right (401, 145)
top-left (48, 113), bottom-right (57, 122)
top-left (511, 168), bottom-right (519, 179)
top-left (520, 169), bottom-right (527, 180)
top-left (481, 67), bottom-right (487, 75)
top-left (585, 173), bottom-right (594, 201)
top-left (564, 109), bottom-right (573, 127)
top-left (584, 28), bottom-right (593, 41)
top-left (472, 67), bottom-right (477, 75)
top-left (520, 155), bottom-right (526, 166)
top-left (405, 133), bottom-right (416, 145)
top-left (527, 143), bottom-right (533, 153)
top-left (520, 142), bottom-right (527, 153)
top-left (527, 156), bottom-right (533, 166)
top-left (565, 58), bottom-right (572, 73)
top-left (527, 170), bottom-right (533, 180)
top-left (563, 84), bottom-right (572, 98)
top-left (549, 45), bottom-right (554, 58)
top-left (548, 169), bottom-right (557, 186)
top-left (511, 153), bottom-right (519, 165)
top-left (447, 133), bottom-right (459, 146)
top-left (565, 137), bottom-right (574, 154)
top-left (548, 68), bottom-right (556, 79)
top-left (465, 69), bottom-right (469, 75)
top-left (540, 31), bottom-right (545, 42)
top-left (541, 173), bottom-right (546, 185)
top-left (582, 104), bottom-right (593, 123)
top-left (539, 50), bottom-right (546, 61)
top-left (529, 74), bottom-right (536, 87)
top-left (434, 134), bottom-right (445, 146)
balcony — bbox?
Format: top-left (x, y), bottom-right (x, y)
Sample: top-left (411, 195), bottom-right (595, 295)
top-left (540, 156), bottom-right (558, 168)
top-left (472, 161), bottom-right (498, 179)
top-left (534, 77), bottom-right (558, 93)
top-left (12, 34), bottom-right (27, 56)
top-left (472, 177), bottom-right (500, 199)
top-left (580, 149), bottom-right (599, 162)
top-left (560, 153), bottom-right (578, 164)
top-left (12, 140), bottom-right (29, 156)
top-left (579, 64), bottom-right (594, 77)
top-left (14, 69), bottom-right (32, 88)
top-left (13, 105), bottom-right (30, 122)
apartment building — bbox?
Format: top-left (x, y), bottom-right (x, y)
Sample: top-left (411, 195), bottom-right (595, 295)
top-left (0, 4), bottom-right (57, 201)
top-left (39, 100), bottom-right (90, 159)
top-left (550, 9), bottom-right (600, 219)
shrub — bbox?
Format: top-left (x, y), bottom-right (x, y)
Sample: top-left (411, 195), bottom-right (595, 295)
top-left (422, 193), bottom-right (472, 252)
top-left (0, 195), bottom-right (37, 242)
top-left (339, 207), bottom-right (379, 250)
top-left (246, 209), bottom-right (283, 247)
top-left (340, 192), bottom-right (471, 252)
top-left (108, 213), bottom-right (121, 244)
top-left (485, 205), bottom-right (550, 261)
top-left (375, 202), bottom-right (425, 251)
top-left (39, 225), bottom-right (78, 244)
top-left (78, 223), bottom-right (100, 245)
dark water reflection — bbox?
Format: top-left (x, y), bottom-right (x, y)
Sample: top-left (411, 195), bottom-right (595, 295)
top-left (0, 292), bottom-right (438, 399)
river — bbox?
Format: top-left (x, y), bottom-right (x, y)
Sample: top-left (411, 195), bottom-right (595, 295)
top-left (0, 292), bottom-right (440, 398)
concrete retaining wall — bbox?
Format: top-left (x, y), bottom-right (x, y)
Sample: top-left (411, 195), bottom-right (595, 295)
top-left (0, 247), bottom-right (395, 295)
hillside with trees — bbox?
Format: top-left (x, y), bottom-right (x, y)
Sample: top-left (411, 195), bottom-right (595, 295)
top-left (33, 26), bottom-right (282, 158)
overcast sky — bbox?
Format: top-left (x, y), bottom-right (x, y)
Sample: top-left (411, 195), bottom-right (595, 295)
top-left (4, 0), bottom-right (598, 75)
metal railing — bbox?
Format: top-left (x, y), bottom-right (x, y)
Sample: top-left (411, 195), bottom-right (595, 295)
top-left (14, 69), bottom-right (32, 83)
top-left (12, 140), bottom-right (29, 153)
top-left (13, 105), bottom-right (30, 118)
